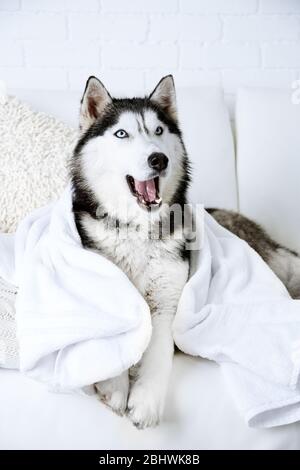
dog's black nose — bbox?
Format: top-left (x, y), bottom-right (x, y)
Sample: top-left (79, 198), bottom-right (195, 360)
top-left (148, 153), bottom-right (169, 172)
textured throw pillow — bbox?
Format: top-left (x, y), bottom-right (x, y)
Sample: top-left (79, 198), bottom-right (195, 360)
top-left (0, 94), bottom-right (77, 233)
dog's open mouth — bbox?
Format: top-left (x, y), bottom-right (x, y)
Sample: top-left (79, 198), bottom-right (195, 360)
top-left (126, 175), bottom-right (162, 209)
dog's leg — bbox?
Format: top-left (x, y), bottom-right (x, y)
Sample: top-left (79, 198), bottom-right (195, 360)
top-left (127, 259), bottom-right (189, 429)
top-left (127, 314), bottom-right (174, 429)
top-left (95, 370), bottom-right (129, 416)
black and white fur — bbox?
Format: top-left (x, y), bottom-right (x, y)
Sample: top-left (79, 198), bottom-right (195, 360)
top-left (71, 76), bottom-right (190, 429)
top-left (71, 75), bottom-right (300, 429)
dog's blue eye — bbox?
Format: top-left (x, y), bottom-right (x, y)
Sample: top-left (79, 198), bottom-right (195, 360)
top-left (114, 129), bottom-right (129, 139)
top-left (155, 126), bottom-right (163, 136)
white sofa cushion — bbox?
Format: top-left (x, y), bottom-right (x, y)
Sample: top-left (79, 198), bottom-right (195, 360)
top-left (236, 87), bottom-right (300, 253)
top-left (177, 87), bottom-right (237, 209)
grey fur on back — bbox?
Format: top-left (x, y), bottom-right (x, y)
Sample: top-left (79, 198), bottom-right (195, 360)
top-left (208, 208), bottom-right (300, 299)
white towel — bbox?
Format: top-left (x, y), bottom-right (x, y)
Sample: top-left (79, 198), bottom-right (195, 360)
top-left (0, 186), bottom-right (300, 427)
top-left (0, 186), bottom-right (152, 390)
top-left (173, 215), bottom-right (300, 427)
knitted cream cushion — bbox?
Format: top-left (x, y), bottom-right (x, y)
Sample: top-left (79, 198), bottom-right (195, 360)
top-left (0, 93), bottom-right (77, 233)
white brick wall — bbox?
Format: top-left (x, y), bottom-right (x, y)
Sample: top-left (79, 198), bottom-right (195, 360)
top-left (0, 0), bottom-right (299, 101)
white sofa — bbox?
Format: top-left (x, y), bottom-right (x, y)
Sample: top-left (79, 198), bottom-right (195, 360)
top-left (1, 85), bottom-right (300, 450)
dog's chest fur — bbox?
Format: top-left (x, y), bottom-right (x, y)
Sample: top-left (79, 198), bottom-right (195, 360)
top-left (79, 213), bottom-right (187, 298)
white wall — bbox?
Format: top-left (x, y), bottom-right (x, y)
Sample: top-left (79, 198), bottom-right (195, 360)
top-left (1, 0), bottom-right (300, 104)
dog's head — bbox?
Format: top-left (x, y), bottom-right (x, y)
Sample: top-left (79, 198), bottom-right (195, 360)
top-left (72, 75), bottom-right (190, 222)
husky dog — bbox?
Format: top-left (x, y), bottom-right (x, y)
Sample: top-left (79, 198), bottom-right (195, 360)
top-left (71, 75), bottom-right (299, 429)
top-left (71, 75), bottom-right (191, 429)
top-left (208, 209), bottom-right (300, 299)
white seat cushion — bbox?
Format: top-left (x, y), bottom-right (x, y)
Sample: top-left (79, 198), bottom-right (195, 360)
top-left (1, 354), bottom-right (300, 450)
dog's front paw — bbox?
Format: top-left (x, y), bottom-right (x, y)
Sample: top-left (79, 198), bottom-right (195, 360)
top-left (127, 382), bottom-right (164, 429)
top-left (95, 371), bottom-right (129, 417)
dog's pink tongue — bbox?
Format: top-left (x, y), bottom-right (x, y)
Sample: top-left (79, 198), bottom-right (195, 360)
top-left (134, 178), bottom-right (156, 203)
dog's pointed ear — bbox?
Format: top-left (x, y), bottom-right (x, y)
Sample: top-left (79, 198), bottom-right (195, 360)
top-left (149, 75), bottom-right (177, 122)
top-left (80, 76), bottom-right (112, 131)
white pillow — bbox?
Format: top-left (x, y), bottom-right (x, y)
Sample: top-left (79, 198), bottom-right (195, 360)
top-left (177, 87), bottom-right (237, 210)
top-left (0, 94), bottom-right (77, 233)
top-left (236, 87), bottom-right (300, 253)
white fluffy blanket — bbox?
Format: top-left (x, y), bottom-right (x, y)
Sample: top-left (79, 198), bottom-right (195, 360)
top-left (1, 186), bottom-right (300, 428)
